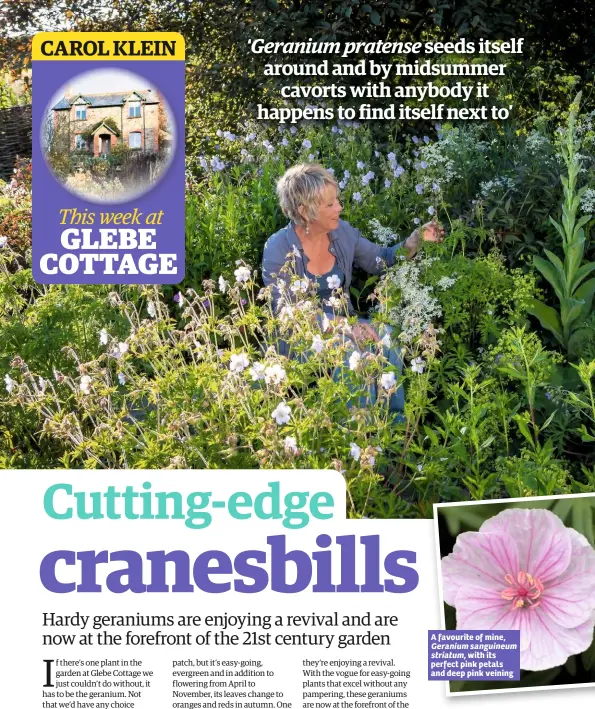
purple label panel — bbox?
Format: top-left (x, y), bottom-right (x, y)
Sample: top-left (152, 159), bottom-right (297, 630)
top-left (32, 33), bottom-right (185, 284)
top-left (428, 630), bottom-right (520, 681)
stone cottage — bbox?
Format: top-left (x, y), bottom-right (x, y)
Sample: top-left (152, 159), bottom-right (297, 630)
top-left (52, 89), bottom-right (160, 156)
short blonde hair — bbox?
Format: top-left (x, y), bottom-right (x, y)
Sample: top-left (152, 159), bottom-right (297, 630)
top-left (276, 163), bottom-right (338, 227)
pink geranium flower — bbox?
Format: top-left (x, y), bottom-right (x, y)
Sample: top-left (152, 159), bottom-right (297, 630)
top-left (442, 508), bottom-right (595, 671)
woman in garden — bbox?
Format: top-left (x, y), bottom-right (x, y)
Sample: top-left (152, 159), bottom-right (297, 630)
top-left (262, 162), bottom-right (443, 416)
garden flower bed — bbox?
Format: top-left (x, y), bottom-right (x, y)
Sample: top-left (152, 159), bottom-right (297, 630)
top-left (1, 99), bottom-right (595, 519)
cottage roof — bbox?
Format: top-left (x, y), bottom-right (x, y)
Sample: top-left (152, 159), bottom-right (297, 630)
top-left (52, 90), bottom-right (159, 110)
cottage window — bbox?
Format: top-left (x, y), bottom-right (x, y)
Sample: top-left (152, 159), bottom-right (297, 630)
top-left (75, 107), bottom-right (87, 120)
top-left (75, 134), bottom-right (87, 150)
top-left (129, 132), bottom-right (142, 149)
top-left (129, 101), bottom-right (141, 118)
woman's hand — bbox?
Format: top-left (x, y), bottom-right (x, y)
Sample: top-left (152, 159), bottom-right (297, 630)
top-left (404, 220), bottom-right (445, 257)
top-left (421, 220), bottom-right (445, 242)
top-left (351, 322), bottom-right (380, 344)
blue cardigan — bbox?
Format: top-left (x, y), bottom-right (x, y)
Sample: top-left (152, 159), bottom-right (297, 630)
top-left (262, 219), bottom-right (404, 313)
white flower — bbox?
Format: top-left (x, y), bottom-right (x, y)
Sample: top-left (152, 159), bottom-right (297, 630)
top-left (80, 375), bottom-right (92, 394)
top-left (411, 357), bottom-right (425, 374)
top-left (264, 363), bottom-right (286, 385)
top-left (436, 275), bottom-right (457, 290)
top-left (38, 377), bottom-right (47, 393)
top-left (118, 372), bottom-right (126, 385)
top-left (290, 279), bottom-right (309, 294)
top-left (99, 328), bottom-right (108, 345)
top-left (311, 335), bottom-right (324, 354)
top-left (380, 332), bottom-right (391, 348)
top-left (218, 275), bottom-right (228, 293)
top-left (278, 305), bottom-right (294, 324)
top-left (327, 296), bottom-right (343, 309)
top-left (322, 315), bottom-right (330, 332)
top-left (4, 374), bottom-right (15, 393)
top-left (327, 274), bottom-right (341, 289)
top-left (272, 402), bottom-right (291, 425)
top-left (118, 341), bottom-right (129, 355)
top-left (249, 362), bottom-right (266, 381)
top-left (234, 265), bottom-right (251, 283)
top-left (349, 351), bottom-right (361, 371)
top-left (349, 442), bottom-right (361, 461)
top-left (460, 426), bottom-right (468, 435)
top-left (0, 236), bottom-right (7, 248)
top-left (147, 302), bottom-right (156, 318)
top-left (381, 371), bottom-right (397, 390)
top-left (230, 352), bottom-right (250, 373)
top-left (284, 436), bottom-right (298, 455)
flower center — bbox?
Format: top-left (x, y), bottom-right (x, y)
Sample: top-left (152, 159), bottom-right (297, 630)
top-left (500, 571), bottom-right (544, 610)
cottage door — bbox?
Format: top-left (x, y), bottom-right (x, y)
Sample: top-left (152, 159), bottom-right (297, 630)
top-left (100, 136), bottom-right (111, 155)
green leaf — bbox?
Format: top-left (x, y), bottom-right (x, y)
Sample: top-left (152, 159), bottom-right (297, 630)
top-left (526, 299), bottom-right (564, 345)
top-left (548, 216), bottom-right (565, 242)
top-left (560, 295), bottom-right (586, 329)
top-left (534, 255), bottom-right (565, 300)
top-left (513, 414), bottom-right (535, 446)
top-left (370, 10), bottom-right (381, 25)
top-left (571, 261), bottom-right (595, 291)
top-left (544, 248), bottom-right (565, 278)
top-left (574, 278), bottom-right (595, 320)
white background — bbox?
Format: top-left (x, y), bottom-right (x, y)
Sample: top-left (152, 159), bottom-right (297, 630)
top-left (1, 471), bottom-right (593, 706)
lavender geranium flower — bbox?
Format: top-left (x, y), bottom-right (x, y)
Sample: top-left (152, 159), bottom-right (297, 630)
top-left (349, 442), bottom-right (361, 462)
top-left (302, 139), bottom-right (312, 149)
top-left (272, 401), bottom-right (291, 425)
top-left (380, 372), bottom-right (397, 390)
top-left (284, 436), bottom-right (298, 455)
top-left (229, 352), bottom-right (250, 373)
top-left (327, 274), bottom-right (341, 290)
top-left (249, 362), bottom-right (265, 381)
top-left (80, 375), bottom-right (92, 395)
top-left (415, 183), bottom-right (423, 195)
top-left (234, 265), bottom-right (251, 283)
top-left (264, 363), bottom-right (286, 385)
top-left (4, 373), bottom-right (15, 393)
top-left (361, 170), bottom-right (375, 186)
top-left (353, 192), bottom-right (362, 203)
top-left (411, 357), bottom-right (425, 373)
top-left (311, 335), bottom-right (324, 354)
top-left (442, 508), bottom-right (595, 671)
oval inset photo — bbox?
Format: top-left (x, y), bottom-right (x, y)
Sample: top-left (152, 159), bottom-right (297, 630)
top-left (42, 68), bottom-right (176, 203)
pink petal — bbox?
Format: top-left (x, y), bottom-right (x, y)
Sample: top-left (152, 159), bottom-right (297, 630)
top-left (541, 527), bottom-right (595, 628)
top-left (454, 586), bottom-right (531, 649)
top-left (442, 531), bottom-right (519, 607)
top-left (480, 508), bottom-right (571, 583)
top-left (520, 608), bottom-right (595, 672)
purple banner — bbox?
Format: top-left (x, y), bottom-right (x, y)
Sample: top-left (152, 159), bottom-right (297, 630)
top-left (32, 33), bottom-right (185, 284)
top-left (428, 630), bottom-right (520, 681)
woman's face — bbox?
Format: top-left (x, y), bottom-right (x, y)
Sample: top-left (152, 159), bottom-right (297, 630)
top-left (311, 183), bottom-right (342, 232)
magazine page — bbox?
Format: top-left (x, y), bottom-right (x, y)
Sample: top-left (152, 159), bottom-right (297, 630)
top-left (1, 1), bottom-right (595, 706)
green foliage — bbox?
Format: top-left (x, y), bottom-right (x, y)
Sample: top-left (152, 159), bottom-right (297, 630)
top-left (528, 94), bottom-right (595, 354)
top-left (80, 117), bottom-right (120, 140)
